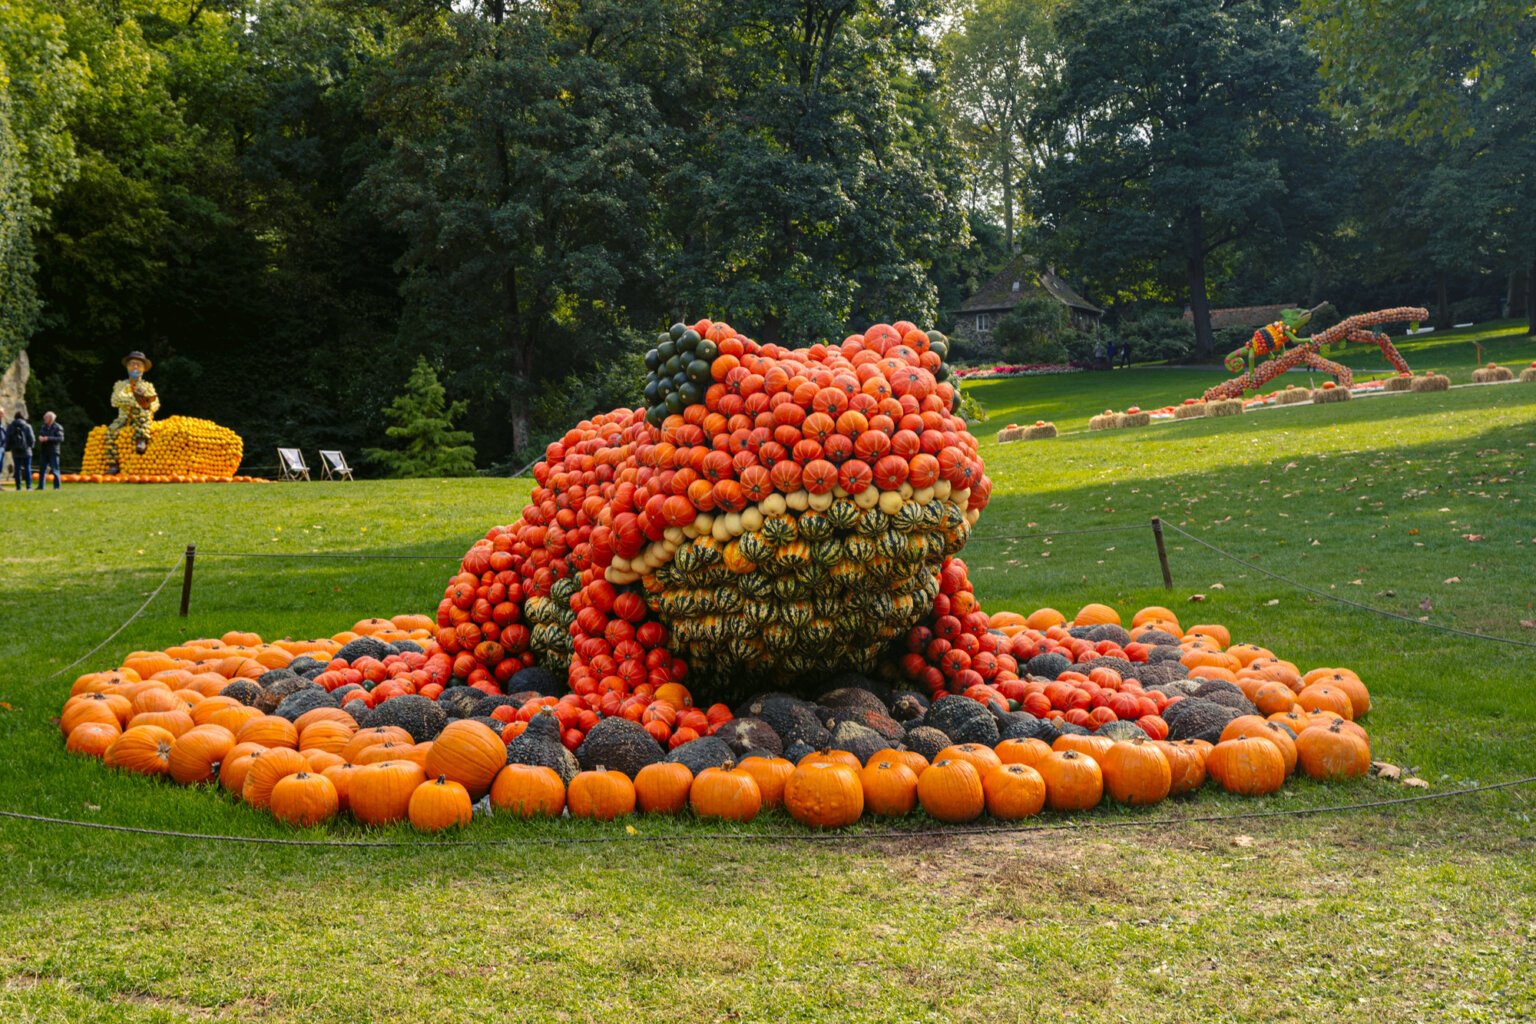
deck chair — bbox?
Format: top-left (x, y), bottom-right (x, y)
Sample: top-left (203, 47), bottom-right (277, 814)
top-left (276, 447), bottom-right (311, 481)
top-left (319, 450), bottom-right (354, 481)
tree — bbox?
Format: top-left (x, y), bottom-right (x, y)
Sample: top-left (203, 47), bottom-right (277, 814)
top-left (1301, 1), bottom-right (1536, 332)
top-left (364, 356), bottom-right (477, 477)
top-left (942, 0), bottom-right (1055, 253)
top-left (0, 0), bottom-right (87, 366)
top-left (992, 295), bottom-right (1066, 363)
top-left (661, 0), bottom-right (967, 343)
top-left (365, 0), bottom-right (673, 458)
top-left (1030, 0), bottom-right (1329, 358)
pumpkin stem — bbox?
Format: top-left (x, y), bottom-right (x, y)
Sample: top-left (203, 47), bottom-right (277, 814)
top-left (436, 774), bottom-right (448, 784)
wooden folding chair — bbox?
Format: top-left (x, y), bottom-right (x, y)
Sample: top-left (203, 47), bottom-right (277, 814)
top-left (319, 450), bottom-right (354, 481)
top-left (276, 447), bottom-right (311, 481)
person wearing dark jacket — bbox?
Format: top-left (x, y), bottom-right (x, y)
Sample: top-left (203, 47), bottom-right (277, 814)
top-left (36, 411), bottom-right (63, 490)
top-left (6, 411), bottom-right (35, 490)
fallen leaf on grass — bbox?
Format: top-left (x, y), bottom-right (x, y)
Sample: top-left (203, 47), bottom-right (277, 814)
top-left (1420, 599), bottom-right (1433, 612)
top-left (1402, 778), bottom-right (1431, 789)
top-left (1372, 762), bottom-right (1402, 780)
top-left (1462, 534), bottom-right (1485, 542)
top-left (1444, 576), bottom-right (1461, 584)
top-left (1522, 620), bottom-right (1536, 629)
top-left (1265, 599), bottom-right (1280, 606)
top-left (1231, 835), bottom-right (1254, 847)
top-left (1188, 594), bottom-right (1206, 603)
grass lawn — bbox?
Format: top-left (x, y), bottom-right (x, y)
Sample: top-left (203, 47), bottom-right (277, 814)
top-left (966, 318), bottom-right (1536, 437)
top-left (3, 337), bottom-right (1535, 1022)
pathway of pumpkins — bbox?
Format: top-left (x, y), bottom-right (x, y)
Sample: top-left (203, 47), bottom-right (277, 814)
top-left (58, 317), bottom-right (1373, 831)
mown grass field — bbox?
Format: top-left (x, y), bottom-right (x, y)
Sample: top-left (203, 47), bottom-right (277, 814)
top-left (2, 323), bottom-right (1535, 1022)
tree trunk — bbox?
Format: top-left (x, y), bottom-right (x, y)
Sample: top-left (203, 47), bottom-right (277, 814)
top-left (489, 0), bottom-right (531, 455)
top-left (1528, 260), bottom-right (1536, 336)
top-left (1186, 208), bottom-right (1214, 360)
top-left (1434, 270), bottom-right (1451, 330)
top-left (1002, 149), bottom-right (1014, 254)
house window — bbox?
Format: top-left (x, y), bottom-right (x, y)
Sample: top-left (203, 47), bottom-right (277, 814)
top-left (975, 313), bottom-right (993, 333)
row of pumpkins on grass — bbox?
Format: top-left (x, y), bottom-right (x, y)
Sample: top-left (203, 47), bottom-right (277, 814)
top-left (61, 684), bottom-right (1373, 831)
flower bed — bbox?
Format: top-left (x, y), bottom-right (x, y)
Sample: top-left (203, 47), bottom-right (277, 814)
top-left (952, 363), bottom-right (1083, 380)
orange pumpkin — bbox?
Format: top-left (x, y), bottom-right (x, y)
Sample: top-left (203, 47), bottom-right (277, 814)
top-left (690, 762), bottom-right (762, 822)
top-left (104, 725), bottom-right (175, 776)
top-left (350, 760), bottom-right (428, 826)
top-left (936, 743), bottom-right (1002, 777)
top-left (917, 759), bottom-right (985, 823)
top-left (1295, 684), bottom-right (1354, 720)
top-left (1037, 750), bottom-right (1103, 811)
top-left (859, 760), bottom-right (918, 817)
top-left (168, 724), bottom-right (238, 785)
top-left (1206, 737), bottom-right (1286, 796)
top-left (567, 767), bottom-right (636, 821)
top-left (408, 775), bottom-right (473, 832)
top-left (737, 756), bottom-right (795, 809)
top-left (269, 771), bottom-right (339, 827)
top-left (869, 747), bottom-right (929, 777)
top-left (423, 720), bottom-right (506, 800)
top-left (1220, 716), bottom-right (1298, 776)
top-left (995, 738), bottom-right (1053, 769)
top-left (237, 715), bottom-right (299, 749)
top-left (982, 763), bottom-right (1046, 819)
top-left (242, 747), bottom-right (309, 810)
top-left (1295, 720), bottom-right (1371, 780)
top-left (1100, 737), bottom-right (1171, 806)
top-left (65, 721), bottom-right (121, 759)
top-left (1073, 603), bottom-right (1121, 626)
top-left (633, 762), bottom-right (694, 815)
top-left (783, 762), bottom-right (864, 828)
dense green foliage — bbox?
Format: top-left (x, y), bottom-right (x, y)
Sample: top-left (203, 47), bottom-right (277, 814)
top-left (992, 294), bottom-right (1066, 363)
top-left (3, 0), bottom-right (1532, 471)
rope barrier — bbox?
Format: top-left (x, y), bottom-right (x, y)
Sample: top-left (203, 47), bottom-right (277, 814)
top-left (1161, 521), bottom-right (1536, 650)
top-left (2, 774), bottom-right (1530, 848)
top-left (47, 557), bottom-right (185, 679)
top-left (965, 524), bottom-right (1151, 542)
top-left (195, 551), bottom-right (463, 561)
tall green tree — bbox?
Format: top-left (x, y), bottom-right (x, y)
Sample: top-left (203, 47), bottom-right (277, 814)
top-left (365, 0), bottom-right (674, 457)
top-left (661, 0), bottom-right (967, 343)
top-left (364, 355), bottom-right (477, 477)
top-left (942, 0), bottom-right (1055, 254)
top-left (1302, 0), bottom-right (1536, 332)
top-left (0, 0), bottom-right (87, 366)
top-left (1030, 0), bottom-right (1331, 357)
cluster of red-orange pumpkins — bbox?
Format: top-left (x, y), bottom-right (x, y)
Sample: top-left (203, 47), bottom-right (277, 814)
top-left (58, 608), bottom-right (1374, 833)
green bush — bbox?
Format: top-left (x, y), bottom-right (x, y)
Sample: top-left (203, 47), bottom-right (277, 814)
top-left (992, 296), bottom-right (1068, 364)
top-left (1115, 310), bottom-right (1196, 363)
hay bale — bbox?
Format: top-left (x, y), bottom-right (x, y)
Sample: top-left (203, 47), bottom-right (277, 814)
top-left (1173, 402), bottom-right (1206, 420)
top-left (1382, 374), bottom-right (1413, 392)
top-left (1114, 411), bottom-right (1151, 428)
top-left (1274, 385), bottom-right (1312, 405)
top-left (1519, 364), bottom-right (1536, 383)
top-left (1472, 363), bottom-right (1514, 383)
top-left (1311, 385), bottom-right (1352, 403)
top-left (1088, 411), bottom-right (1117, 430)
top-left (1204, 399), bottom-right (1245, 417)
top-left (996, 425), bottom-right (1026, 444)
top-left (1410, 373), bottom-right (1450, 392)
top-left (1022, 422), bottom-right (1058, 440)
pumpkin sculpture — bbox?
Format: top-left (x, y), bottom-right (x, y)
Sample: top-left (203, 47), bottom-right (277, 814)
top-left (56, 315), bottom-right (1390, 834)
top-left (435, 319), bottom-right (990, 703)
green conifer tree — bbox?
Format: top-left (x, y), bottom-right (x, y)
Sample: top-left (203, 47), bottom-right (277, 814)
top-left (364, 357), bottom-right (477, 478)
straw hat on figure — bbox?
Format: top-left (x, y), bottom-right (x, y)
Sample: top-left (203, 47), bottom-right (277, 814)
top-left (105, 351), bottom-right (159, 473)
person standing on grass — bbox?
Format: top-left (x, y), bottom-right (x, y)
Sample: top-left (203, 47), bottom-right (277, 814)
top-left (6, 410), bottom-right (35, 490)
top-left (35, 411), bottom-right (63, 490)
top-left (0, 405), bottom-right (9, 485)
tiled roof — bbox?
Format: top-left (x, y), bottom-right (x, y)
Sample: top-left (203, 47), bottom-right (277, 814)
top-left (959, 254), bottom-right (1102, 315)
top-left (1187, 304), bottom-right (1296, 329)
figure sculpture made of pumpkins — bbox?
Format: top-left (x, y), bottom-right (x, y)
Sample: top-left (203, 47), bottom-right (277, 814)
top-left (105, 351), bottom-right (160, 473)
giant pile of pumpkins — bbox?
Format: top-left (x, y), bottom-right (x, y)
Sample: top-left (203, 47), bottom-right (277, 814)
top-left (59, 604), bottom-right (1374, 832)
top-left (57, 317), bottom-right (1374, 829)
top-left (76, 415), bottom-right (250, 482)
